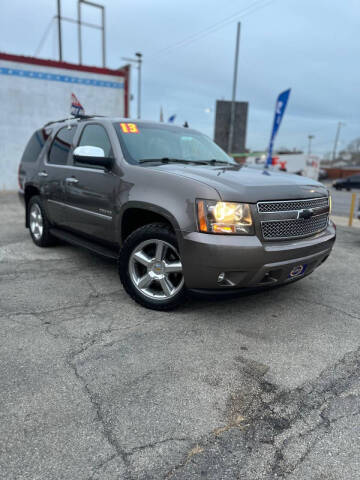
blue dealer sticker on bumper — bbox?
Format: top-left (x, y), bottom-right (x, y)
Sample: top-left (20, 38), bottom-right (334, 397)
top-left (289, 264), bottom-right (307, 278)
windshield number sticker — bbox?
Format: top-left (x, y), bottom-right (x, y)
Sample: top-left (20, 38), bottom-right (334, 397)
top-left (120, 122), bottom-right (139, 133)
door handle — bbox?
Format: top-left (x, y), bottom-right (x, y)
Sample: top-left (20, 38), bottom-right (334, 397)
top-left (65, 177), bottom-right (79, 184)
top-left (38, 171), bottom-right (48, 177)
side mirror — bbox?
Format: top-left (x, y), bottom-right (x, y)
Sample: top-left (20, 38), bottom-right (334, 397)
top-left (73, 145), bottom-right (113, 170)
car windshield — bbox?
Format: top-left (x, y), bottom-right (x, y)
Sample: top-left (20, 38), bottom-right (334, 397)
top-left (113, 122), bottom-right (236, 165)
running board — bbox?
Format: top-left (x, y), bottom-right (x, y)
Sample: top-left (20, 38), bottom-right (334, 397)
top-left (50, 228), bottom-right (118, 260)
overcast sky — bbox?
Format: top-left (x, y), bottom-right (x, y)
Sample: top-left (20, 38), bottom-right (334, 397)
top-left (1, 0), bottom-right (359, 155)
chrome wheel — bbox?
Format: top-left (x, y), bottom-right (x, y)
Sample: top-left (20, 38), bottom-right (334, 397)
top-left (129, 239), bottom-right (184, 301)
top-left (29, 203), bottom-right (43, 241)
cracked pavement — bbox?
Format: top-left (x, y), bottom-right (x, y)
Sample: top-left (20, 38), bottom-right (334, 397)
top-left (1, 192), bottom-right (359, 479)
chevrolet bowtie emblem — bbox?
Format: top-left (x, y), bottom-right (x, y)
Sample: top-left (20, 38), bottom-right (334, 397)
top-left (297, 208), bottom-right (314, 220)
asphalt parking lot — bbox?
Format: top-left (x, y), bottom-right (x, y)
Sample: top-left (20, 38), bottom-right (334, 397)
top-left (1, 192), bottom-right (360, 480)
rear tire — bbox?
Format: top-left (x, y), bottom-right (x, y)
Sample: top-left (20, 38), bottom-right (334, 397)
top-left (118, 223), bottom-right (187, 310)
top-left (28, 196), bottom-right (55, 247)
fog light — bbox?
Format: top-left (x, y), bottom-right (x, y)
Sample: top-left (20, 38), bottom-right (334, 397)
top-left (217, 272), bottom-right (225, 283)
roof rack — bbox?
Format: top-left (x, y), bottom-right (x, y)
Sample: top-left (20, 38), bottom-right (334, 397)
top-left (76, 114), bottom-right (105, 121)
top-left (43, 114), bottom-right (105, 128)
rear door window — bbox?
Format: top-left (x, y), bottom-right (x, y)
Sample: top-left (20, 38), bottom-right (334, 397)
top-left (21, 129), bottom-right (50, 163)
top-left (48, 126), bottom-right (77, 165)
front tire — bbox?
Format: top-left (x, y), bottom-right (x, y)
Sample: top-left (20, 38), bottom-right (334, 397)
top-left (118, 223), bottom-right (187, 310)
top-left (28, 196), bottom-right (55, 247)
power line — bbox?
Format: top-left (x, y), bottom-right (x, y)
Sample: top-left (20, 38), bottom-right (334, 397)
top-left (149, 0), bottom-right (271, 58)
top-left (175, 0), bottom-right (276, 53)
top-left (148, 0), bottom-right (276, 60)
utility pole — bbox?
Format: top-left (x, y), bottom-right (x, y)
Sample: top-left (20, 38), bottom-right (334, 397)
top-left (57, 0), bottom-right (63, 61)
top-left (308, 134), bottom-right (315, 157)
top-left (332, 121), bottom-right (345, 162)
top-left (228, 22), bottom-right (241, 154)
top-left (122, 53), bottom-right (143, 119)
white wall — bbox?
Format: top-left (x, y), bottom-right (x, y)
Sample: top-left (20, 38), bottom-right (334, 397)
top-left (0, 59), bottom-right (126, 190)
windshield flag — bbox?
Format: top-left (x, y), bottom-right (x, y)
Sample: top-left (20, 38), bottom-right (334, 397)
top-left (266, 89), bottom-right (291, 167)
top-left (71, 93), bottom-right (85, 117)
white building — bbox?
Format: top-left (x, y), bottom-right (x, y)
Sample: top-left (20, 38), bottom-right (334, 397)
top-left (0, 52), bottom-right (130, 190)
top-left (245, 153), bottom-right (320, 181)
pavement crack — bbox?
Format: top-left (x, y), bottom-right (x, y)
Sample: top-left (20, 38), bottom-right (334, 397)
top-left (87, 453), bottom-right (119, 480)
top-left (128, 437), bottom-right (190, 456)
top-left (165, 346), bottom-right (360, 479)
top-left (165, 443), bottom-right (205, 479)
top-left (67, 341), bottom-right (133, 479)
top-left (3, 290), bottom-right (120, 321)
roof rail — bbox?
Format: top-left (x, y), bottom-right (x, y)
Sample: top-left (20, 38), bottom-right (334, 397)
top-left (43, 117), bottom-right (76, 127)
top-left (78, 114), bottom-right (105, 121)
top-left (43, 114), bottom-right (105, 128)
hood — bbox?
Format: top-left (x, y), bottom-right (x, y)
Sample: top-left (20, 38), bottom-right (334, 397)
top-left (151, 164), bottom-right (328, 202)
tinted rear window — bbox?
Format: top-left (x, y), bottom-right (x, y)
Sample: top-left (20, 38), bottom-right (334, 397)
top-left (21, 129), bottom-right (50, 163)
top-left (48, 126), bottom-right (77, 165)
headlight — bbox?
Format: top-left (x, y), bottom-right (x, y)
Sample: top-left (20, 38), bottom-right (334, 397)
top-left (197, 200), bottom-right (254, 234)
top-left (329, 195), bottom-right (332, 214)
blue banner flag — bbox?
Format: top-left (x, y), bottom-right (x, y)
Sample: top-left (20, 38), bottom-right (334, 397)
top-left (266, 89), bottom-right (291, 166)
top-left (168, 114), bottom-right (176, 123)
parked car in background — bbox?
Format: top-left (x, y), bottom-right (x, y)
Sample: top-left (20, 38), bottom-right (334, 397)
top-left (333, 174), bottom-right (360, 191)
top-left (18, 117), bottom-right (336, 310)
top-left (318, 169), bottom-right (328, 181)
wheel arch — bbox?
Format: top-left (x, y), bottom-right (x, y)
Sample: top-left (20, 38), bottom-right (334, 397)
top-left (24, 184), bottom-right (40, 227)
top-left (119, 202), bottom-right (182, 245)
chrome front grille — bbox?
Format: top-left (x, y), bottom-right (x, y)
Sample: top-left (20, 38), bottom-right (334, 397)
top-left (257, 197), bottom-right (329, 213)
top-left (261, 214), bottom-right (329, 240)
top-left (257, 197), bottom-right (329, 241)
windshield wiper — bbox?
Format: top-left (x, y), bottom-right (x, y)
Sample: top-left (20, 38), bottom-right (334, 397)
top-left (139, 157), bottom-right (208, 165)
top-left (201, 159), bottom-right (234, 166)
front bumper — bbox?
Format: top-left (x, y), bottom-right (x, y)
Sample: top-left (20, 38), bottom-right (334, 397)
top-left (180, 222), bottom-right (336, 290)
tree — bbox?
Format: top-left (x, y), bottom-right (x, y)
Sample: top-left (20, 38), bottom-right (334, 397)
top-left (338, 137), bottom-right (360, 165)
top-left (347, 138), bottom-right (360, 154)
